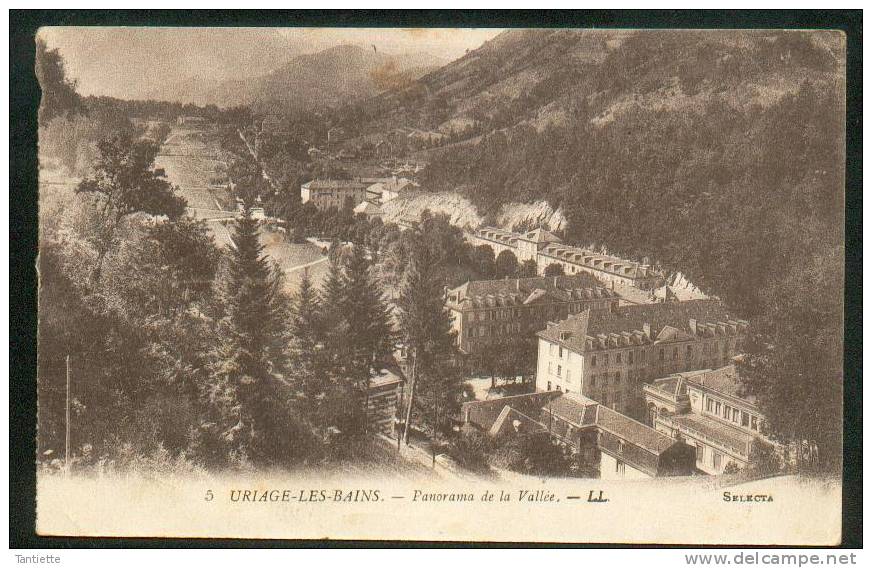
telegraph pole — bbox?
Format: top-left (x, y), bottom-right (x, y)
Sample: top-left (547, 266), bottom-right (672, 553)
top-left (65, 354), bottom-right (71, 477)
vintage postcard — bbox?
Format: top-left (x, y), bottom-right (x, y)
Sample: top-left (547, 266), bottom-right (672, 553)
top-left (34, 25), bottom-right (846, 544)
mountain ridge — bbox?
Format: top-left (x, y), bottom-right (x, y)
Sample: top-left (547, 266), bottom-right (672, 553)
top-left (145, 44), bottom-right (446, 111)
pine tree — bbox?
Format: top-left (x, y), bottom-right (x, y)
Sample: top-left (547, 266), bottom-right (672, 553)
top-left (203, 207), bottom-right (307, 466)
top-left (341, 245), bottom-right (395, 432)
top-left (319, 245), bottom-right (394, 433)
top-left (395, 241), bottom-right (458, 443)
top-left (288, 268), bottom-right (324, 406)
top-left (320, 253), bottom-right (353, 378)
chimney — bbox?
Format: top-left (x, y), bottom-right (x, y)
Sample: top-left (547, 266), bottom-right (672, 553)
top-left (689, 318), bottom-right (697, 336)
top-left (643, 322), bottom-right (651, 339)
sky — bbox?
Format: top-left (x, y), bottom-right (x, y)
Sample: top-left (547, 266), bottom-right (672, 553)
top-left (37, 27), bottom-right (504, 100)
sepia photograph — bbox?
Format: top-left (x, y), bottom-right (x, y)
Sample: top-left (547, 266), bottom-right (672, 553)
top-left (13, 13), bottom-right (858, 547)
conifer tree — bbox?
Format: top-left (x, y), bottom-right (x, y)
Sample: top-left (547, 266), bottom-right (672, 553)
top-left (320, 253), bottom-right (353, 378)
top-left (319, 245), bottom-right (394, 432)
top-left (395, 241), bottom-right (458, 443)
top-left (341, 245), bottom-right (395, 431)
top-left (203, 207), bottom-right (304, 466)
top-left (288, 268), bottom-right (325, 411)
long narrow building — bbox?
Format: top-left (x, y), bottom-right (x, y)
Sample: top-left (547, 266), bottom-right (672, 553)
top-left (471, 226), bottom-right (664, 289)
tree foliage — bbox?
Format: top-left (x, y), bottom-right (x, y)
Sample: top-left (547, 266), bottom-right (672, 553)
top-left (36, 38), bottom-right (82, 124)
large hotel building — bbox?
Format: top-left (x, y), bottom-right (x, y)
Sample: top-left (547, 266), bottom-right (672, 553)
top-left (300, 179), bottom-right (370, 211)
top-left (471, 227), bottom-right (664, 289)
top-left (445, 274), bottom-right (620, 355)
top-left (534, 299), bottom-right (748, 418)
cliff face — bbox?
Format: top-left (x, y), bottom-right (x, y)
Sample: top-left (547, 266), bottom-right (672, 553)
top-left (496, 201), bottom-right (566, 232)
top-left (380, 190), bottom-right (566, 233)
top-left (380, 191), bottom-right (483, 229)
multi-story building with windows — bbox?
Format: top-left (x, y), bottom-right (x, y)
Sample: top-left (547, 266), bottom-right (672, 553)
top-left (300, 179), bottom-right (369, 211)
top-left (534, 300), bottom-right (748, 418)
top-left (642, 365), bottom-right (772, 474)
top-left (471, 226), bottom-right (664, 289)
top-left (445, 274), bottom-right (619, 355)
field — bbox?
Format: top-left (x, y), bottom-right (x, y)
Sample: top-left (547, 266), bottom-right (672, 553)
top-left (259, 228), bottom-right (329, 294)
top-left (155, 128), bottom-right (232, 212)
top-left (158, 126), bottom-right (329, 295)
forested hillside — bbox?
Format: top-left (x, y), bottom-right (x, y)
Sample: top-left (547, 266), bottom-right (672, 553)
top-left (361, 29), bottom-right (847, 464)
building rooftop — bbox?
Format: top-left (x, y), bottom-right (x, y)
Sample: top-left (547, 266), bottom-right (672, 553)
top-left (353, 200), bottom-right (382, 216)
top-left (537, 299), bottom-right (748, 352)
top-left (367, 177), bottom-right (417, 195)
top-left (489, 405), bottom-right (547, 437)
top-left (539, 242), bottom-right (655, 279)
top-left (594, 405), bottom-right (679, 455)
top-left (645, 375), bottom-right (689, 400)
top-left (303, 179), bottom-right (368, 190)
top-left (475, 227), bottom-right (521, 246)
top-left (518, 228), bottom-right (563, 245)
top-left (369, 369), bottom-right (404, 389)
top-left (462, 392), bottom-right (562, 431)
top-left (446, 274), bottom-right (613, 310)
top-left (464, 391), bottom-right (685, 469)
top-left (684, 365), bottom-right (755, 404)
top-left (544, 392), bottom-right (599, 427)
top-left (474, 226), bottom-right (662, 281)
top-left (668, 412), bottom-right (754, 457)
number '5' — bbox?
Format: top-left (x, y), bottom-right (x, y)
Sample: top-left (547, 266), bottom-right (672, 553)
top-left (205, 490), bottom-right (214, 502)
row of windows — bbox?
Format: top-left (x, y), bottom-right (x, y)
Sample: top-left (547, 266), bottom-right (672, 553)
top-left (539, 260), bottom-right (635, 284)
top-left (589, 371), bottom-right (623, 388)
top-left (568, 301), bottom-right (609, 314)
top-left (471, 308), bottom-right (522, 321)
top-left (705, 397), bottom-right (762, 432)
top-left (465, 322), bottom-right (522, 338)
top-left (589, 339), bottom-right (736, 368)
top-left (590, 349), bottom-right (647, 367)
top-left (473, 304), bottom-right (594, 322)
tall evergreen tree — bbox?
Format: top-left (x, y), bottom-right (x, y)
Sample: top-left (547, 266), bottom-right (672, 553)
top-left (288, 269), bottom-right (325, 411)
top-left (201, 207), bottom-right (306, 466)
top-left (342, 245), bottom-right (395, 432)
top-left (395, 240), bottom-right (459, 443)
top-left (320, 253), bottom-right (353, 378)
top-left (320, 245), bottom-right (394, 432)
